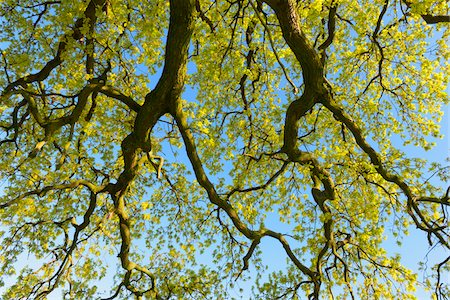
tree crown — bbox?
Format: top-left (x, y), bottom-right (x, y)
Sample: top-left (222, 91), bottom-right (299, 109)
top-left (0, 0), bottom-right (449, 299)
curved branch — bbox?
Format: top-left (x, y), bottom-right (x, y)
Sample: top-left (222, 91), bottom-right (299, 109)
top-left (21, 83), bottom-right (103, 157)
top-left (320, 93), bottom-right (449, 248)
top-left (33, 188), bottom-right (101, 299)
top-left (318, 3), bottom-right (337, 58)
top-left (2, 0), bottom-right (107, 96)
top-left (0, 179), bottom-right (105, 209)
top-left (99, 86), bottom-right (141, 112)
top-left (226, 161), bottom-right (288, 199)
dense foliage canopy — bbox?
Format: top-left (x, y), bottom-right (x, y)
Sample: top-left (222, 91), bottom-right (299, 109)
top-left (0, 0), bottom-right (449, 299)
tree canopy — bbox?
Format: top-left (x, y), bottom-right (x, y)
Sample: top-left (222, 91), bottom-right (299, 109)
top-left (0, 0), bottom-right (449, 299)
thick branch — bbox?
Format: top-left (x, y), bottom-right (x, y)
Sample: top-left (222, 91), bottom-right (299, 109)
top-left (107, 1), bottom-right (196, 297)
top-left (263, 0), bottom-right (324, 91)
top-left (402, 0), bottom-right (450, 24)
top-left (99, 86), bottom-right (141, 112)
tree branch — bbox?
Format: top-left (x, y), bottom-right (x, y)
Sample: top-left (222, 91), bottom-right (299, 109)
top-left (1, 0), bottom-right (107, 96)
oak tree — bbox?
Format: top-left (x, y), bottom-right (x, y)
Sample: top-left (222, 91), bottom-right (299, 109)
top-left (0, 0), bottom-right (449, 299)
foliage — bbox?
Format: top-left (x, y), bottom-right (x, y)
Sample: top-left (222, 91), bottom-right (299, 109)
top-left (0, 0), bottom-right (449, 299)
